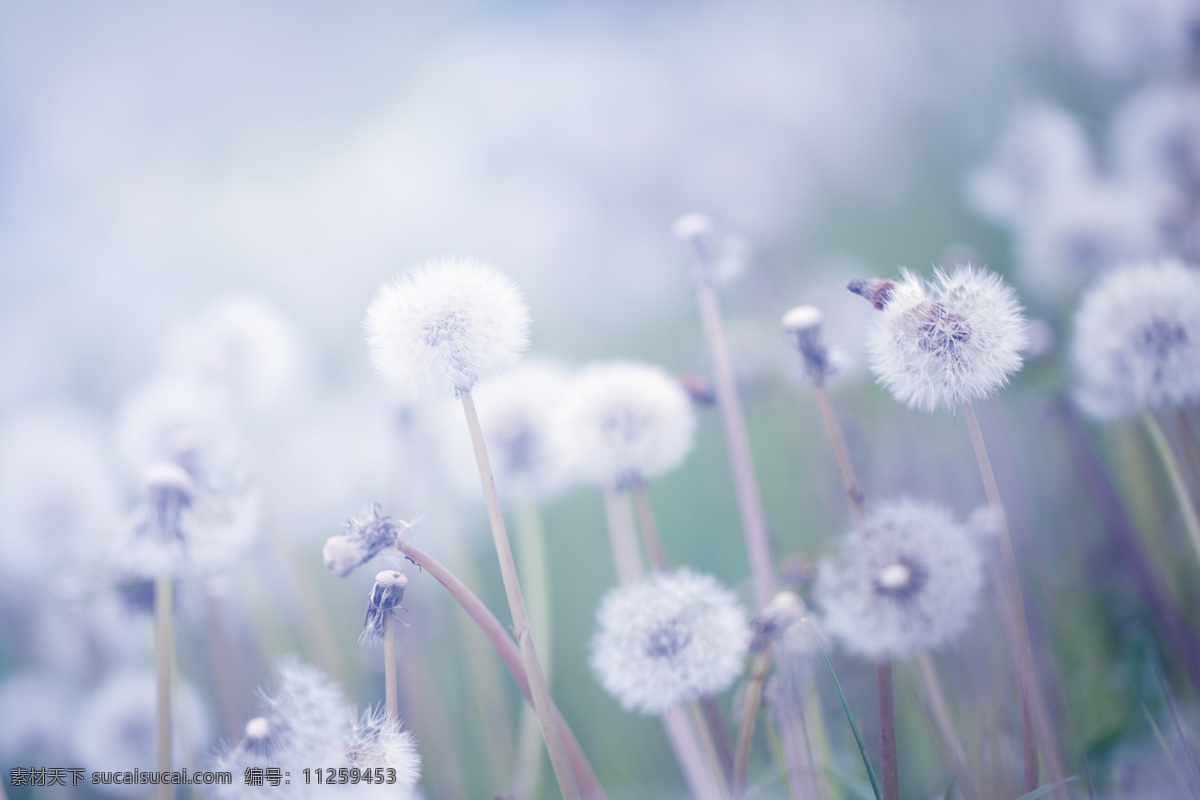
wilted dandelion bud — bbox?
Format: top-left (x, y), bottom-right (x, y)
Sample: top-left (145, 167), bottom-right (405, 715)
top-left (323, 504), bottom-right (409, 578)
top-left (554, 361), bottom-right (697, 488)
top-left (750, 590), bottom-right (807, 652)
top-left (852, 266), bottom-right (1028, 412)
top-left (1072, 259), bottom-right (1200, 419)
top-left (590, 568), bottom-right (749, 715)
top-left (364, 257), bottom-right (530, 398)
top-left (815, 498), bottom-right (984, 658)
top-left (343, 708), bottom-right (422, 795)
top-left (361, 570), bottom-right (409, 644)
top-left (782, 304), bottom-right (834, 384)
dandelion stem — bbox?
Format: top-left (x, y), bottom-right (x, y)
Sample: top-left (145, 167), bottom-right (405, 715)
top-left (511, 495), bottom-right (553, 799)
top-left (877, 658), bottom-right (899, 800)
top-left (203, 596), bottom-right (244, 740)
top-left (631, 482), bottom-right (669, 571)
top-left (394, 537), bottom-right (607, 800)
top-left (603, 485), bottom-right (644, 583)
top-left (695, 280), bottom-right (775, 609)
top-left (962, 402), bottom-right (1040, 792)
top-left (1143, 410), bottom-right (1200, 572)
top-left (664, 704), bottom-right (725, 800)
top-left (1175, 410), bottom-right (1200, 494)
top-left (733, 648), bottom-right (773, 799)
top-left (812, 384), bottom-right (865, 522)
top-left (689, 702), bottom-right (732, 799)
top-left (461, 390), bottom-right (581, 800)
top-left (916, 650), bottom-right (982, 800)
top-left (384, 614), bottom-right (398, 722)
top-left (154, 576), bottom-right (173, 800)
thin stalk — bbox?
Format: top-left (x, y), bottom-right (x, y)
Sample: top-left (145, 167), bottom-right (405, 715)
top-left (695, 280), bottom-right (776, 609)
top-left (603, 485), bottom-right (644, 583)
top-left (877, 659), bottom-right (899, 800)
top-left (962, 403), bottom-right (1040, 792)
top-left (812, 384), bottom-right (865, 522)
top-left (733, 649), bottom-right (773, 799)
top-left (689, 702), bottom-right (732, 799)
top-left (700, 696), bottom-right (737, 789)
top-left (460, 391), bottom-right (580, 800)
top-left (1143, 410), bottom-right (1200, 571)
top-left (631, 482), bottom-right (669, 571)
top-left (203, 595), bottom-right (244, 740)
top-left (512, 495), bottom-right (554, 799)
top-left (916, 651), bottom-right (982, 800)
top-left (154, 576), bottom-right (173, 800)
top-left (664, 705), bottom-right (725, 800)
top-left (1176, 410), bottom-right (1200, 495)
top-left (384, 614), bottom-right (399, 722)
top-left (395, 538), bottom-right (606, 800)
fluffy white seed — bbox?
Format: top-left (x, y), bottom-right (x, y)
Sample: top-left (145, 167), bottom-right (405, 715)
top-left (590, 569), bottom-right (749, 715)
top-left (364, 257), bottom-right (530, 398)
top-left (815, 498), bottom-right (985, 658)
top-left (1072, 259), bottom-right (1200, 419)
top-left (553, 361), bottom-right (696, 487)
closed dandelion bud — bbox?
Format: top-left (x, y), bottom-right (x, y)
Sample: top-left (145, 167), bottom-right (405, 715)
top-left (361, 570), bottom-right (409, 644)
top-left (782, 304), bottom-right (834, 384)
top-left (815, 499), bottom-right (985, 658)
top-left (1071, 259), bottom-right (1200, 419)
top-left (554, 361), bottom-right (697, 488)
top-left (852, 266), bottom-right (1028, 412)
top-left (364, 257), bottom-right (530, 399)
top-left (590, 568), bottom-right (749, 715)
top-left (323, 504), bottom-right (409, 578)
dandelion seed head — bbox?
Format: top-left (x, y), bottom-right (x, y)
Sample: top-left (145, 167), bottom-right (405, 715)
top-left (815, 498), bottom-right (985, 658)
top-left (364, 258), bottom-right (530, 399)
top-left (590, 569), bottom-right (749, 715)
top-left (860, 266), bottom-right (1028, 412)
top-left (342, 707), bottom-right (421, 796)
top-left (554, 361), bottom-right (696, 487)
top-left (323, 504), bottom-right (407, 578)
top-left (1072, 259), bottom-right (1200, 418)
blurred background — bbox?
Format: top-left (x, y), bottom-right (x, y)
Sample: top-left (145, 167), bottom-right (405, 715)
top-left (1, 0), bottom-right (1198, 797)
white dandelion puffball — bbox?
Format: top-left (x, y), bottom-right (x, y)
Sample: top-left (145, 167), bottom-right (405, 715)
top-left (554, 360), bottom-right (697, 487)
top-left (342, 708), bottom-right (422, 798)
top-left (364, 258), bottom-right (530, 398)
top-left (1072, 259), bottom-right (1200, 419)
top-left (815, 498), bottom-right (984, 659)
top-left (590, 569), bottom-right (749, 715)
top-left (862, 266), bottom-right (1028, 412)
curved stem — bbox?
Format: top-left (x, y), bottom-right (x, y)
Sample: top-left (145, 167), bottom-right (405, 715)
top-left (1143, 410), bottom-right (1200, 571)
top-left (394, 538), bottom-right (607, 800)
top-left (461, 391), bottom-right (580, 800)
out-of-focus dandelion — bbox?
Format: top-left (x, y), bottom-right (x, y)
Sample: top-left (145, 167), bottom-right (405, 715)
top-left (322, 504), bottom-right (409, 579)
top-left (815, 499), bottom-right (984, 658)
top-left (0, 672), bottom-right (74, 765)
top-left (852, 266), bottom-right (1028, 413)
top-left (363, 258), bottom-right (577, 799)
top-left (343, 707), bottom-right (422, 798)
top-left (72, 670), bottom-right (211, 797)
top-left (590, 568), bottom-right (748, 716)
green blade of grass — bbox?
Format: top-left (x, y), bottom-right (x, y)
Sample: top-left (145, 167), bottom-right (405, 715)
top-left (1143, 702), bottom-right (1192, 799)
top-left (817, 642), bottom-right (881, 800)
top-left (1156, 668), bottom-right (1200, 799)
top-left (1013, 775), bottom-right (1078, 799)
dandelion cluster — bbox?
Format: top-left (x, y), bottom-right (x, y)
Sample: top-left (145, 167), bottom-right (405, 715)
top-left (590, 569), bottom-right (748, 714)
top-left (815, 498), bottom-right (985, 658)
top-left (857, 266), bottom-right (1028, 412)
top-left (1072, 259), bottom-right (1200, 418)
top-left (364, 258), bottom-right (530, 399)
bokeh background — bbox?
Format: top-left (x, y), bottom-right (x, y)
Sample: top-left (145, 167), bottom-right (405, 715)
top-left (1, 0), bottom-right (1198, 797)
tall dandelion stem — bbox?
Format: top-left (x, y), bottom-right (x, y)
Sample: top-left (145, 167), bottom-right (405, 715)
top-left (916, 651), bottom-right (981, 800)
top-left (813, 385), bottom-right (865, 522)
top-left (631, 482), bottom-right (669, 571)
top-left (154, 576), bottom-right (173, 800)
top-left (1143, 410), bottom-right (1200, 570)
top-left (512, 496), bottom-right (553, 798)
top-left (877, 659), bottom-right (899, 800)
top-left (696, 281), bottom-right (775, 608)
top-left (962, 402), bottom-right (1039, 791)
top-left (733, 649), bottom-right (773, 799)
top-left (394, 538), bottom-right (606, 800)
top-left (461, 390), bottom-right (580, 800)
top-left (384, 614), bottom-right (399, 722)
top-left (664, 705), bottom-right (725, 800)
top-left (603, 486), bottom-right (644, 583)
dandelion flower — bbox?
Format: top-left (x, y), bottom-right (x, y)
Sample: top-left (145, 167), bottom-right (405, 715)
top-left (815, 499), bottom-right (984, 659)
top-left (1072, 259), bottom-right (1200, 419)
top-left (364, 257), bottom-right (530, 398)
top-left (854, 266), bottom-right (1028, 412)
top-left (554, 361), bottom-right (697, 487)
top-left (323, 504), bottom-right (409, 578)
top-left (590, 568), bottom-right (748, 715)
